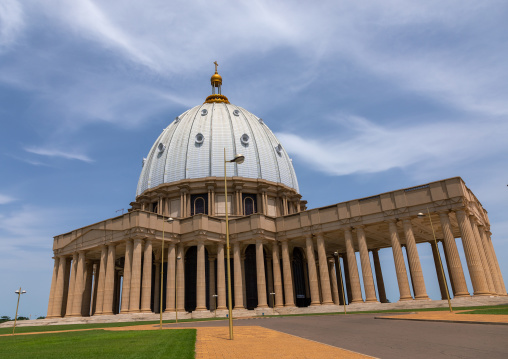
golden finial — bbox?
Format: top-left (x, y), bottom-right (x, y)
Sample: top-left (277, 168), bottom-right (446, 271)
top-left (206, 61), bottom-right (229, 104)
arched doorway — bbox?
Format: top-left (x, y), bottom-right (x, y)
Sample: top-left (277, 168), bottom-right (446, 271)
top-left (292, 247), bottom-right (310, 307)
top-left (184, 246), bottom-right (210, 312)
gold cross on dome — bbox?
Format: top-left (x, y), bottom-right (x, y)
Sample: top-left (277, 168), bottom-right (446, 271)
top-left (214, 61), bottom-right (218, 72)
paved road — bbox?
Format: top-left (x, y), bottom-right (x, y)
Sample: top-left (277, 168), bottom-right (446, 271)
top-left (172, 314), bottom-right (508, 359)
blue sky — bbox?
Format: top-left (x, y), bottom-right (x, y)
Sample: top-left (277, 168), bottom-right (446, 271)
top-left (1, 1), bottom-right (508, 317)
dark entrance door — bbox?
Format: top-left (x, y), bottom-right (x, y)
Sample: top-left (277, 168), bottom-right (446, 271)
top-left (244, 244), bottom-right (258, 309)
top-left (184, 246), bottom-right (209, 312)
top-left (292, 247), bottom-right (310, 307)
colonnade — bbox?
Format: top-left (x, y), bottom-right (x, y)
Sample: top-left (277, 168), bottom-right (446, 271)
top-left (47, 209), bottom-right (506, 318)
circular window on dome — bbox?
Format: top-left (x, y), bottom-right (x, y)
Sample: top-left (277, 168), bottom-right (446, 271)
top-left (233, 109), bottom-right (240, 116)
top-left (174, 116), bottom-right (180, 123)
top-left (195, 133), bottom-right (205, 144)
top-left (201, 109), bottom-right (208, 116)
top-left (240, 133), bottom-right (250, 146)
top-left (258, 118), bottom-right (264, 124)
top-left (158, 143), bottom-right (166, 153)
top-left (275, 143), bottom-right (282, 156)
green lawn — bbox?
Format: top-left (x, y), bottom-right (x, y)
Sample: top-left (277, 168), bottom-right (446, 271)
top-left (462, 306), bottom-right (508, 315)
top-left (0, 329), bottom-right (196, 359)
top-left (0, 317), bottom-right (224, 335)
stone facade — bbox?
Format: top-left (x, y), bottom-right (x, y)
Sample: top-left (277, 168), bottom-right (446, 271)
top-left (46, 176), bottom-right (507, 318)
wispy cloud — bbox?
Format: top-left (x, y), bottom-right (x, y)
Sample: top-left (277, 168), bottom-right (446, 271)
top-left (0, 0), bottom-right (24, 50)
top-left (24, 147), bottom-right (94, 163)
top-left (0, 194), bottom-right (16, 204)
top-left (276, 114), bottom-right (506, 177)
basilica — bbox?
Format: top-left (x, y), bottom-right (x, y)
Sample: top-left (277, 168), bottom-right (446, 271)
top-left (46, 66), bottom-right (506, 319)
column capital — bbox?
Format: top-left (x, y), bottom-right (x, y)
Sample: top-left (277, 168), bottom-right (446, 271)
top-left (353, 224), bottom-right (365, 229)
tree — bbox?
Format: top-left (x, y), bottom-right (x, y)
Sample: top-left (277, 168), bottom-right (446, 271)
top-left (0, 316), bottom-right (11, 323)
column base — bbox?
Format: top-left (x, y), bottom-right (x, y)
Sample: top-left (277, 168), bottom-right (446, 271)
top-left (195, 307), bottom-right (207, 311)
top-left (398, 296), bottom-right (413, 301)
top-left (234, 306), bottom-right (245, 310)
top-left (473, 291), bottom-right (492, 296)
top-left (283, 304), bottom-right (296, 307)
top-left (257, 305), bottom-right (269, 308)
top-left (140, 309), bottom-right (153, 313)
top-left (217, 306), bottom-right (227, 310)
top-left (414, 295), bottom-right (431, 301)
top-left (351, 299), bottom-right (364, 304)
top-left (310, 302), bottom-right (321, 306)
top-left (453, 292), bottom-right (471, 298)
top-left (321, 300), bottom-right (334, 305)
top-left (364, 299), bottom-right (380, 303)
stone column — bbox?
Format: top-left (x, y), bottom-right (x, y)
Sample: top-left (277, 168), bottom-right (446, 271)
top-left (455, 210), bottom-right (490, 295)
top-left (387, 221), bottom-right (413, 301)
top-left (102, 244), bottom-right (116, 315)
top-left (430, 241), bottom-right (448, 300)
top-left (154, 262), bottom-right (160, 313)
top-left (281, 240), bottom-right (295, 306)
top-left (479, 227), bottom-right (504, 295)
top-left (486, 233), bottom-right (507, 295)
top-left (328, 259), bottom-right (340, 305)
top-left (344, 229), bottom-right (363, 303)
top-left (196, 240), bottom-right (206, 310)
top-left (91, 263), bottom-right (99, 315)
top-left (305, 235), bottom-right (321, 305)
top-left (141, 239), bottom-right (153, 313)
top-left (209, 256), bottom-right (216, 310)
top-left (441, 240), bottom-right (456, 295)
top-left (114, 271), bottom-right (121, 314)
top-left (70, 251), bottom-right (85, 316)
top-left (94, 246), bottom-right (108, 315)
top-left (65, 253), bottom-right (78, 317)
top-left (402, 219), bottom-right (429, 300)
top-left (82, 261), bottom-right (94, 316)
top-left (46, 257), bottom-right (59, 318)
top-left (266, 257), bottom-right (274, 307)
top-left (371, 250), bottom-right (387, 303)
top-left (255, 239), bottom-right (268, 308)
top-left (233, 242), bottom-right (244, 309)
top-left (129, 238), bottom-right (143, 312)
top-left (241, 255), bottom-right (247, 308)
top-left (176, 244), bottom-right (185, 310)
top-left (51, 256), bottom-right (67, 318)
top-left (196, 241), bottom-right (207, 310)
top-left (164, 242), bottom-right (175, 312)
top-left (121, 239), bottom-right (133, 313)
top-left (272, 243), bottom-right (284, 307)
top-left (316, 234), bottom-right (333, 304)
top-left (217, 243), bottom-right (226, 309)
top-left (355, 227), bottom-right (378, 302)
top-left (470, 216), bottom-right (496, 294)
top-left (439, 212), bottom-right (469, 297)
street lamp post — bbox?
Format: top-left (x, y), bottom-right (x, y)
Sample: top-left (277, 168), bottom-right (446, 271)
top-left (160, 217), bottom-right (174, 330)
top-left (224, 149), bottom-right (245, 340)
top-left (176, 255), bottom-right (181, 323)
top-left (418, 209), bottom-right (453, 312)
top-left (13, 287), bottom-right (26, 335)
top-left (334, 252), bottom-right (347, 315)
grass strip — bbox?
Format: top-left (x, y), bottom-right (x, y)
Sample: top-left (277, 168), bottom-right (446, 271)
top-left (0, 329), bottom-right (196, 359)
top-left (0, 316), bottom-right (223, 335)
top-left (461, 307), bottom-right (508, 315)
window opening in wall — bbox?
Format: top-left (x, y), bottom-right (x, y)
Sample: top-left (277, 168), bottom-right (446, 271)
top-left (152, 202), bottom-right (158, 213)
top-left (191, 194), bottom-right (208, 216)
top-left (242, 194), bottom-right (257, 216)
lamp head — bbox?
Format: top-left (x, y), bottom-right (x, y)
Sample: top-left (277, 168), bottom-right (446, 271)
top-left (177, 256), bottom-right (181, 260)
top-left (334, 251), bottom-right (339, 256)
top-left (167, 217), bottom-right (174, 223)
top-left (417, 212), bottom-right (425, 218)
top-left (230, 154), bottom-right (245, 164)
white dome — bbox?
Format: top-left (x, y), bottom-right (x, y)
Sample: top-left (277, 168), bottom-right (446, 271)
top-left (136, 102), bottom-right (299, 197)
